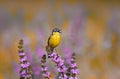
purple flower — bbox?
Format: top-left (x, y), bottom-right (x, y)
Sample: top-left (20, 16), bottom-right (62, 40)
top-left (48, 52), bottom-right (67, 79)
top-left (57, 59), bottom-right (64, 66)
top-left (58, 74), bottom-right (67, 79)
top-left (41, 66), bottom-right (48, 71)
top-left (20, 56), bottom-right (27, 62)
top-left (42, 72), bottom-right (50, 78)
top-left (18, 39), bottom-right (33, 79)
top-left (41, 54), bottom-right (50, 78)
top-left (66, 53), bottom-right (78, 79)
top-left (70, 68), bottom-right (79, 74)
top-left (20, 62), bottom-right (30, 68)
top-left (69, 76), bottom-right (78, 79)
top-left (57, 65), bottom-right (67, 72)
top-left (20, 69), bottom-right (26, 77)
top-left (70, 63), bottom-right (77, 68)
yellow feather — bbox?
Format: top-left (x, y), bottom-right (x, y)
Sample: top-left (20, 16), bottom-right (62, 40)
top-left (48, 32), bottom-right (61, 48)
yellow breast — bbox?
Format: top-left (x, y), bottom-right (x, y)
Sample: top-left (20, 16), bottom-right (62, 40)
top-left (48, 32), bottom-right (61, 48)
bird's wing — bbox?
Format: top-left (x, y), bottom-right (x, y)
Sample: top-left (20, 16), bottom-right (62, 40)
top-left (47, 33), bottom-right (52, 46)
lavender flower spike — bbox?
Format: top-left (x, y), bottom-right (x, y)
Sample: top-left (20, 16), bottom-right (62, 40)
top-left (18, 39), bottom-right (32, 79)
top-left (48, 52), bottom-right (67, 79)
top-left (41, 54), bottom-right (50, 79)
top-left (66, 53), bottom-right (79, 79)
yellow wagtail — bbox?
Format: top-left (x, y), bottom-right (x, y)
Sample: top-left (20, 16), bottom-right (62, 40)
top-left (47, 28), bottom-right (61, 53)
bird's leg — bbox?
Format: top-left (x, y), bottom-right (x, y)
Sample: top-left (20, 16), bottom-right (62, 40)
top-left (50, 47), bottom-right (54, 53)
top-left (46, 45), bottom-right (54, 58)
top-left (54, 48), bottom-right (57, 53)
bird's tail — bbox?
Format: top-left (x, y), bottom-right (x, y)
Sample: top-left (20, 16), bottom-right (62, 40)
top-left (46, 45), bottom-right (54, 54)
top-left (46, 45), bottom-right (54, 58)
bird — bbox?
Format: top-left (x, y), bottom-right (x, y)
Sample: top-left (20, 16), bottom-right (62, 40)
top-left (46, 28), bottom-right (61, 53)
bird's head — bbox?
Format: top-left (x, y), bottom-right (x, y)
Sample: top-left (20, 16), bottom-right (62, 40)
top-left (52, 28), bottom-right (61, 33)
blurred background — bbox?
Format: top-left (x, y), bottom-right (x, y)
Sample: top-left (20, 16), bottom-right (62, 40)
top-left (0, 0), bottom-right (120, 79)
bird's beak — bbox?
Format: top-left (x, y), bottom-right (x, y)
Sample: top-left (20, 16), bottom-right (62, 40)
top-left (59, 30), bottom-right (61, 33)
